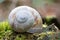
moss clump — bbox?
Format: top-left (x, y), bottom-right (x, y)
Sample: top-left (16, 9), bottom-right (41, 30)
top-left (0, 21), bottom-right (35, 40)
top-left (0, 21), bottom-right (60, 40)
top-left (0, 21), bottom-right (11, 31)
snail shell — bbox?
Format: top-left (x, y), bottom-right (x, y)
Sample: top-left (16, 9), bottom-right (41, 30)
top-left (8, 6), bottom-right (43, 33)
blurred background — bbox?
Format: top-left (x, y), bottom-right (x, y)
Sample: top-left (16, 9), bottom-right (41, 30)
top-left (0, 0), bottom-right (60, 23)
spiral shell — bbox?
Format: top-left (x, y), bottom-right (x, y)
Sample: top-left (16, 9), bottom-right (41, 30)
top-left (8, 6), bottom-right (43, 33)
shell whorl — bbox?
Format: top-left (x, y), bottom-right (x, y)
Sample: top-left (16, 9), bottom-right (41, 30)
top-left (16, 10), bottom-right (29, 23)
top-left (8, 6), bottom-right (42, 33)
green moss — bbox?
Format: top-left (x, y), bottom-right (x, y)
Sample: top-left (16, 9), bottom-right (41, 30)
top-left (0, 21), bottom-right (34, 40)
top-left (0, 21), bottom-right (11, 31)
top-left (0, 21), bottom-right (60, 40)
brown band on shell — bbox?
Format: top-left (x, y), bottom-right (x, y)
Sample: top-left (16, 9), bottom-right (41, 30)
top-left (31, 11), bottom-right (39, 27)
top-left (12, 13), bottom-right (16, 21)
top-left (11, 13), bottom-right (16, 28)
